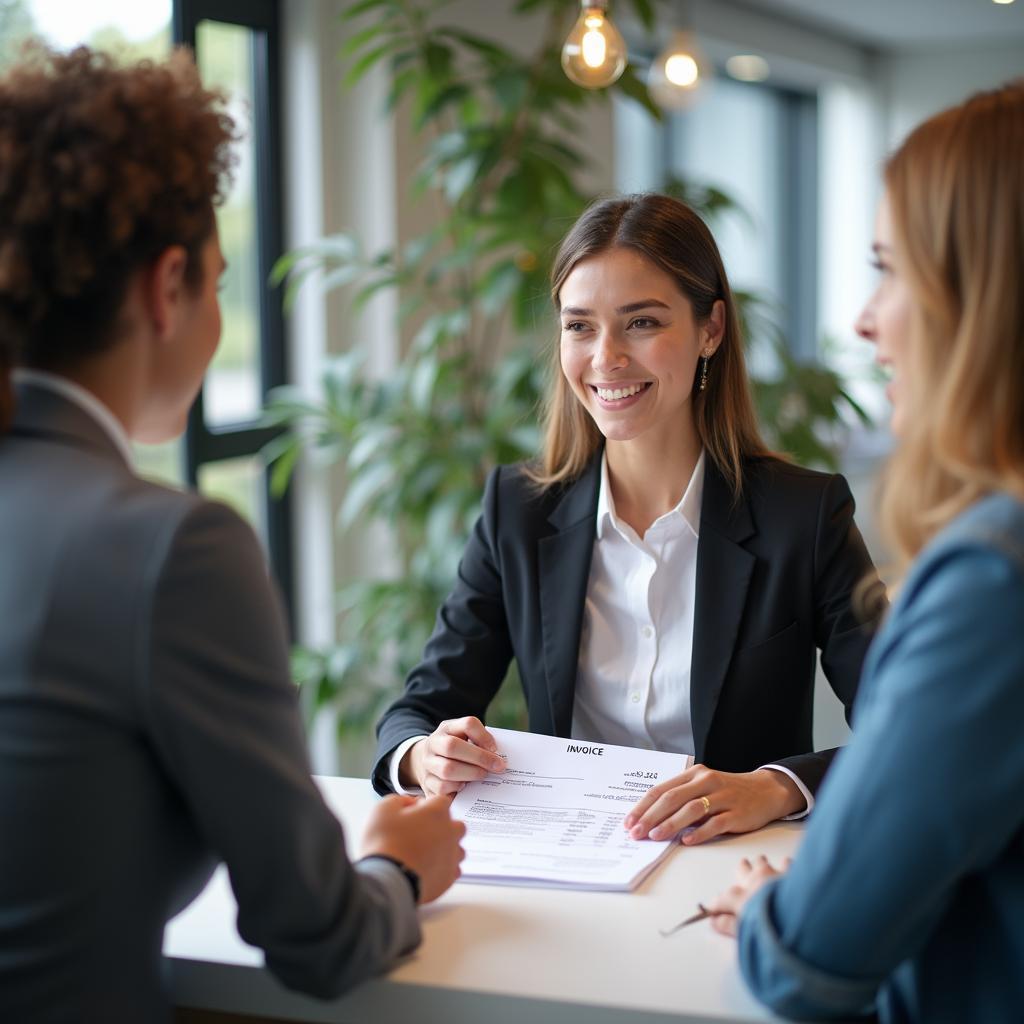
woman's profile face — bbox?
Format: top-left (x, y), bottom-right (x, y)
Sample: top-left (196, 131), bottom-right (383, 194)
top-left (855, 194), bottom-right (913, 435)
top-left (557, 246), bottom-right (721, 448)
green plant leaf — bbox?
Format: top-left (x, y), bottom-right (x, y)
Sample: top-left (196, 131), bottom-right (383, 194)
top-left (615, 63), bottom-right (662, 121)
top-left (339, 460), bottom-right (396, 526)
top-left (443, 152), bottom-right (482, 203)
top-left (268, 438), bottom-right (301, 497)
top-left (343, 41), bottom-right (394, 87)
top-left (424, 41), bottom-right (454, 79)
top-left (410, 354), bottom-right (441, 411)
top-left (339, 20), bottom-right (395, 58)
top-left (436, 27), bottom-right (511, 64)
top-left (478, 260), bottom-right (521, 316)
top-left (625, 0), bottom-right (657, 33)
top-left (341, 0), bottom-right (396, 21)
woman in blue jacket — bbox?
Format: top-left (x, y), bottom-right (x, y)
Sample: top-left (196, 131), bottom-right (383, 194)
top-left (708, 81), bottom-right (1024, 1023)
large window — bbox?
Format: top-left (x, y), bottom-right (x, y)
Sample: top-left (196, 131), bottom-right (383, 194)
top-left (617, 72), bottom-right (819, 367)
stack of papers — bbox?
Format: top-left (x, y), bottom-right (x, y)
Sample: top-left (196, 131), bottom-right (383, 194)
top-left (449, 728), bottom-right (693, 891)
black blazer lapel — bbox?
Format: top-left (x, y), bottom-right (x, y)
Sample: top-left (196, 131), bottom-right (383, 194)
top-left (690, 460), bottom-right (756, 762)
top-left (537, 457), bottom-right (601, 736)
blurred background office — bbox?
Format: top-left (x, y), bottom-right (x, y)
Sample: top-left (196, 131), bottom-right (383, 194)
top-left (4, 0), bottom-right (1021, 771)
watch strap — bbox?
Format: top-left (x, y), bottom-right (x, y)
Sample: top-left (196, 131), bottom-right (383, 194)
top-left (363, 854), bottom-right (421, 904)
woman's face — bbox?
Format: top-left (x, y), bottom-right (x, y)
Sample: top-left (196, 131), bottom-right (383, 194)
top-left (855, 194), bottom-right (914, 435)
top-left (558, 246), bottom-right (722, 448)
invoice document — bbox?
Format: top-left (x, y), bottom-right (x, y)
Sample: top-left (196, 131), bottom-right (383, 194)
top-left (449, 728), bottom-right (693, 890)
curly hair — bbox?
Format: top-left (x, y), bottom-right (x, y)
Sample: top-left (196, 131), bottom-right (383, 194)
top-left (0, 44), bottom-right (237, 431)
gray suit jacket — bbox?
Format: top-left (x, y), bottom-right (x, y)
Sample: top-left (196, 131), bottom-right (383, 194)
top-left (0, 381), bottom-right (418, 1023)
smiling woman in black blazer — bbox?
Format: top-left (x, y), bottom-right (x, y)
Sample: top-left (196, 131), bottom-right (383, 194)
top-left (374, 193), bottom-right (879, 844)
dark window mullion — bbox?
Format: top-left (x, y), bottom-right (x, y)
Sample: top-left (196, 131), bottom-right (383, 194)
top-left (173, 0), bottom-right (293, 624)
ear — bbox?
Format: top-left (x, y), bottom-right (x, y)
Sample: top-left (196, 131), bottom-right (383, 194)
top-left (142, 245), bottom-right (189, 341)
top-left (701, 299), bottom-right (726, 356)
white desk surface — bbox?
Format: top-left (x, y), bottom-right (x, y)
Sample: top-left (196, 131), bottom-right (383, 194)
top-left (164, 776), bottom-right (805, 1024)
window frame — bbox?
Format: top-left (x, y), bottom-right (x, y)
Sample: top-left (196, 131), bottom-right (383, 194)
top-left (661, 73), bottom-right (821, 362)
top-left (172, 0), bottom-right (294, 622)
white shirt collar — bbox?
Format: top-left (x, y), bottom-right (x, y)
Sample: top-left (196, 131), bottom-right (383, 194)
top-left (596, 448), bottom-right (705, 541)
top-left (13, 368), bottom-right (135, 468)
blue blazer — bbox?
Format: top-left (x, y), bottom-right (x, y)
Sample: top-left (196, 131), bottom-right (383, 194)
top-left (374, 452), bottom-right (878, 795)
top-left (737, 493), bottom-right (1024, 1023)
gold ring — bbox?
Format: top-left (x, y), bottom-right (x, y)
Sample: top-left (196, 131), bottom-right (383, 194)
top-left (700, 795), bottom-right (711, 815)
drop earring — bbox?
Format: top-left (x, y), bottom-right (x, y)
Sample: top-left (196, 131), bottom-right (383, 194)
top-left (698, 352), bottom-right (710, 392)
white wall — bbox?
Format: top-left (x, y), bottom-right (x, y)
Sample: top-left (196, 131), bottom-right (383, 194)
top-left (882, 42), bottom-right (1024, 148)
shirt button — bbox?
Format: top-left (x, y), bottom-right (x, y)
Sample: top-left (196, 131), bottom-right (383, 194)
top-left (641, 625), bottom-right (653, 639)
top-left (631, 693), bottom-right (641, 703)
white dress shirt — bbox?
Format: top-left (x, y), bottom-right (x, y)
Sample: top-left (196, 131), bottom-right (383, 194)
top-left (13, 368), bottom-right (134, 468)
top-left (571, 450), bottom-right (703, 753)
top-left (390, 451), bottom-right (812, 817)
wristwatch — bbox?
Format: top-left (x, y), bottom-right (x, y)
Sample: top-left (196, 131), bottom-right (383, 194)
top-left (366, 855), bottom-right (421, 904)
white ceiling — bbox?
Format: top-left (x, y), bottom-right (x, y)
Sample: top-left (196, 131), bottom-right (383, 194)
top-left (727, 0), bottom-right (1024, 48)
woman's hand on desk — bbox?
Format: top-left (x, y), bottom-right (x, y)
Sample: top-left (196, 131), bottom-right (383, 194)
top-left (706, 855), bottom-right (790, 937)
top-left (401, 716), bottom-right (506, 798)
top-left (623, 766), bottom-right (805, 846)
top-left (360, 794), bottom-right (467, 903)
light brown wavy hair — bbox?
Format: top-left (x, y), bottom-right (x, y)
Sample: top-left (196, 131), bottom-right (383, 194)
top-left (0, 45), bottom-right (236, 433)
top-left (525, 193), bottom-right (773, 497)
top-left (878, 81), bottom-right (1024, 578)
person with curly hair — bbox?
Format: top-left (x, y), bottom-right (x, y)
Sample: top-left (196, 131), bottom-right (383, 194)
top-left (0, 46), bottom-right (464, 1023)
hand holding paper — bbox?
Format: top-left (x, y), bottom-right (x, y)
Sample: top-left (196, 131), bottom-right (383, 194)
top-left (449, 728), bottom-right (693, 890)
top-left (402, 716), bottom-right (506, 797)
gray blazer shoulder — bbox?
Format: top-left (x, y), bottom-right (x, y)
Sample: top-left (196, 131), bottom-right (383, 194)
top-left (0, 382), bottom-right (418, 1021)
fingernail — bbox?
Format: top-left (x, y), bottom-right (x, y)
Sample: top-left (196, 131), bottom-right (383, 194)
top-left (623, 814), bottom-right (635, 828)
top-left (630, 825), bottom-right (646, 839)
top-left (649, 826), bottom-right (665, 840)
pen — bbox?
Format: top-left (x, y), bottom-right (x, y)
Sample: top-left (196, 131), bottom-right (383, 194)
top-left (659, 903), bottom-right (721, 936)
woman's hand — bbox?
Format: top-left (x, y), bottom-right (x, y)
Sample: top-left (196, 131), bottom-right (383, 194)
top-left (624, 765), bottom-right (805, 845)
top-left (707, 855), bottom-right (790, 937)
top-left (400, 716), bottom-right (505, 797)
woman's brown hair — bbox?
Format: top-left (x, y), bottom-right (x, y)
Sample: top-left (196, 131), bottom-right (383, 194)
top-left (0, 45), bottom-right (236, 432)
top-left (526, 193), bottom-right (772, 496)
top-left (878, 81), bottom-right (1024, 578)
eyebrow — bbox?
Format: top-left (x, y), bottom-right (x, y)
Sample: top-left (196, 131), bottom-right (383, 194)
top-left (871, 243), bottom-right (892, 255)
top-left (560, 298), bottom-right (671, 316)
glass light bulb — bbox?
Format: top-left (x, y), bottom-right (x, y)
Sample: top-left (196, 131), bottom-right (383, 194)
top-left (561, 5), bottom-right (627, 89)
top-left (664, 54), bottom-right (699, 87)
top-left (725, 54), bottom-right (770, 83)
top-left (648, 31), bottom-right (706, 111)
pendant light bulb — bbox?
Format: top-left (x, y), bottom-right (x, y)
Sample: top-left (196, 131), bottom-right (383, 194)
top-left (561, 2), bottom-right (627, 89)
top-left (648, 31), bottom-right (706, 111)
